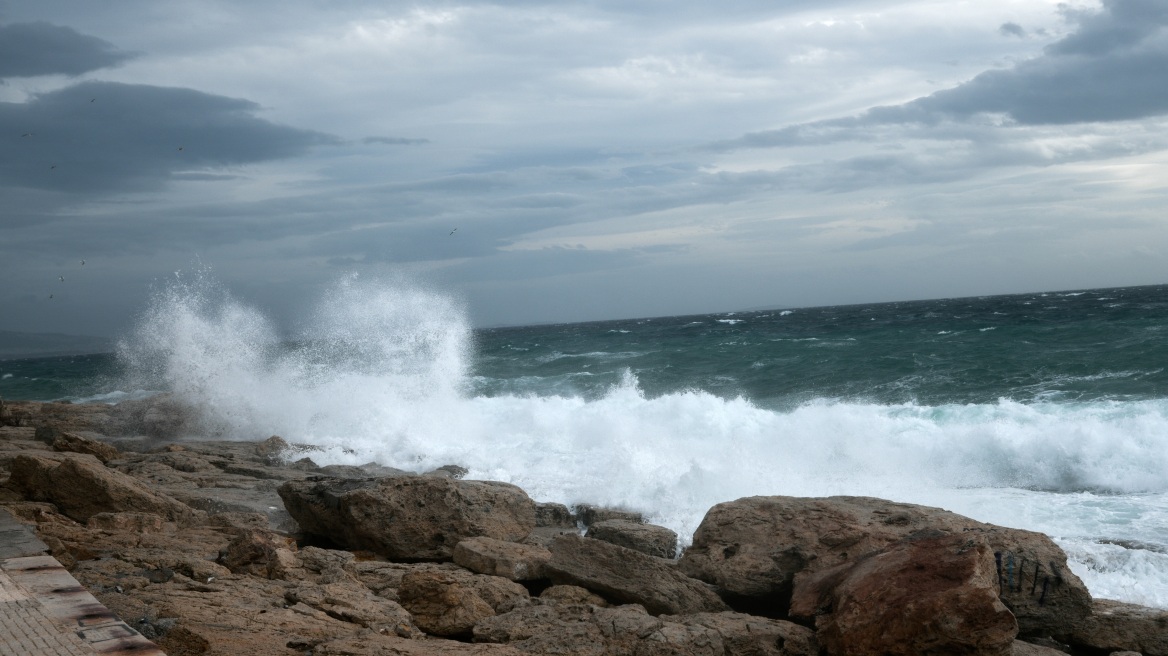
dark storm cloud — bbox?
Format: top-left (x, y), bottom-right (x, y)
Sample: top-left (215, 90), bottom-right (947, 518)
top-left (0, 22), bottom-right (135, 78)
top-left (712, 0), bottom-right (1168, 153)
top-left (0, 80), bottom-right (339, 196)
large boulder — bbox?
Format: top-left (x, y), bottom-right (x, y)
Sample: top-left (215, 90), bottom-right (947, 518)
top-left (278, 476), bottom-right (537, 560)
top-left (1066, 599), bottom-right (1168, 656)
top-left (544, 534), bottom-right (729, 616)
top-left (679, 496), bottom-right (1091, 637)
top-left (790, 533), bottom-right (1018, 656)
top-left (7, 452), bottom-right (199, 524)
top-left (51, 431), bottom-right (119, 463)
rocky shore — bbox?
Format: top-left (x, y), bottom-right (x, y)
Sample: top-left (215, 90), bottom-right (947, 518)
top-left (1, 396), bottom-right (1165, 656)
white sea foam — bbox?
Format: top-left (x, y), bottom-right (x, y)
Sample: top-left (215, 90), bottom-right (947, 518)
top-left (117, 275), bottom-right (1168, 608)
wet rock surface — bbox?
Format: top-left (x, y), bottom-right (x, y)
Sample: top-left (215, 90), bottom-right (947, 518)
top-left (0, 399), bottom-right (1163, 656)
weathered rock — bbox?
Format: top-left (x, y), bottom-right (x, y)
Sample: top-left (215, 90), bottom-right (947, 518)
top-left (576, 504), bottom-right (643, 526)
top-left (667, 611), bottom-right (818, 656)
top-left (679, 495), bottom-right (1091, 637)
top-left (1067, 599), bottom-right (1168, 656)
top-left (1011, 640), bottom-right (1072, 655)
top-left (535, 502), bottom-right (576, 528)
top-left (52, 431), bottom-right (119, 462)
top-left (454, 536), bottom-right (551, 581)
top-left (219, 528), bottom-right (300, 579)
top-left (278, 476), bottom-right (537, 560)
top-left (540, 585), bottom-right (610, 608)
top-left (354, 561), bottom-right (531, 614)
top-left (87, 511), bottom-right (172, 534)
top-left (315, 635), bottom-right (523, 655)
top-left (254, 435), bottom-right (290, 463)
top-left (544, 534), bottom-right (729, 616)
top-left (586, 519), bottom-right (678, 559)
top-left (474, 602), bottom-right (730, 655)
top-left (399, 570), bottom-right (496, 638)
top-left (286, 581), bottom-right (420, 636)
top-left (790, 533), bottom-right (1017, 656)
top-left (8, 452), bottom-right (200, 524)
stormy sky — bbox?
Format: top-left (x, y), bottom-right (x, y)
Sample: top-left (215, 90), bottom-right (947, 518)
top-left (1, 0), bottom-right (1166, 335)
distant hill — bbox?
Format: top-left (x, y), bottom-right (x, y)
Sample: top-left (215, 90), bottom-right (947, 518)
top-left (0, 330), bottom-right (113, 359)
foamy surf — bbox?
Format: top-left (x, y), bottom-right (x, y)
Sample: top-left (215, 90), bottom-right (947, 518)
top-left (114, 274), bottom-right (1168, 609)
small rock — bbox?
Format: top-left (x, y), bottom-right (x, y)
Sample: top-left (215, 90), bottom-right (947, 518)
top-left (535, 502), bottom-right (576, 529)
top-left (586, 519), bottom-right (678, 559)
top-left (575, 504), bottom-right (642, 526)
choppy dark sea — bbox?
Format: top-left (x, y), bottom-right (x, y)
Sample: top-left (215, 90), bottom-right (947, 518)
top-left (3, 280), bottom-right (1167, 607)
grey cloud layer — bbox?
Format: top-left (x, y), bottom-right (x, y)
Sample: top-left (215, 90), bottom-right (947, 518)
top-left (0, 21), bottom-right (134, 78)
top-left (0, 81), bottom-right (338, 199)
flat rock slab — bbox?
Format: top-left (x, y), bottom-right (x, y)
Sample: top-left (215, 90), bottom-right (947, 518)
top-left (544, 534), bottom-right (729, 616)
top-left (2, 554), bottom-right (164, 655)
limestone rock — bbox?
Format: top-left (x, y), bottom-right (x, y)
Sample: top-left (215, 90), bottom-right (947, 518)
top-left (1012, 640), bottom-right (1072, 655)
top-left (219, 527), bottom-right (300, 579)
top-left (8, 452), bottom-right (200, 524)
top-left (87, 511), bottom-right (172, 534)
top-left (667, 611), bottom-right (817, 656)
top-left (544, 534), bottom-right (729, 616)
top-left (790, 533), bottom-right (1017, 656)
top-left (399, 570), bottom-right (496, 638)
top-left (474, 602), bottom-right (728, 655)
top-left (286, 581), bottom-right (420, 636)
top-left (535, 502), bottom-right (576, 528)
top-left (586, 519), bottom-right (678, 559)
top-left (52, 431), bottom-right (119, 462)
top-left (540, 585), bottom-right (610, 608)
top-left (1067, 599), bottom-right (1168, 656)
top-left (679, 495), bottom-right (1091, 637)
top-left (354, 561), bottom-right (531, 614)
top-left (278, 476), bottom-right (536, 560)
top-left (576, 504), bottom-right (643, 526)
top-left (454, 536), bottom-right (551, 581)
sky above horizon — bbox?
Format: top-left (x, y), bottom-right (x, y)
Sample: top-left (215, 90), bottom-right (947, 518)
top-left (2, 0), bottom-right (1166, 336)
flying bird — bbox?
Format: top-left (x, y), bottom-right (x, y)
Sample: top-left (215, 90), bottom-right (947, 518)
top-left (21, 133), bottom-right (32, 138)
top-left (90, 98), bottom-right (96, 103)
top-left (59, 276), bottom-right (65, 282)
top-left (80, 260), bottom-right (85, 266)
top-left (449, 228), bottom-right (458, 236)
top-left (50, 165), bottom-right (57, 170)
top-left (178, 146), bottom-right (184, 151)
top-left (49, 294), bottom-right (53, 299)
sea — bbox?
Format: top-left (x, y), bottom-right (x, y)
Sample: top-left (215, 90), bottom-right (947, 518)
top-left (2, 275), bottom-right (1167, 609)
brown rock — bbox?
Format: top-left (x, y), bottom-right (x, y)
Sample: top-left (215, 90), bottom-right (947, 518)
top-left (87, 511), bottom-right (172, 534)
top-left (668, 611), bottom-right (817, 656)
top-left (544, 534), bottom-right (729, 616)
top-left (399, 570), bottom-right (496, 638)
top-left (8, 452), bottom-right (200, 524)
top-left (352, 561), bottom-right (531, 614)
top-left (454, 536), bottom-right (551, 581)
top-left (540, 585), bottom-right (610, 607)
top-left (1011, 640), bottom-right (1071, 655)
top-left (474, 602), bottom-right (727, 655)
top-left (254, 435), bottom-right (290, 463)
top-left (51, 431), bottom-right (119, 462)
top-left (535, 502), bottom-right (575, 528)
top-left (219, 528), bottom-right (300, 579)
top-left (576, 503), bottom-right (643, 526)
top-left (286, 581), bottom-right (420, 636)
top-left (1067, 599), bottom-right (1168, 656)
top-left (790, 533), bottom-right (1017, 656)
top-left (679, 495), bottom-right (1091, 637)
top-left (586, 519), bottom-right (678, 559)
top-left (278, 476), bottom-right (536, 560)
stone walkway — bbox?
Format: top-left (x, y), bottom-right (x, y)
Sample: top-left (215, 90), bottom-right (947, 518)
top-left (0, 508), bottom-right (165, 656)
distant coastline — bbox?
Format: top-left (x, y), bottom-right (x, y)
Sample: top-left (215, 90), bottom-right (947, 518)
top-left (0, 330), bottom-right (113, 360)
